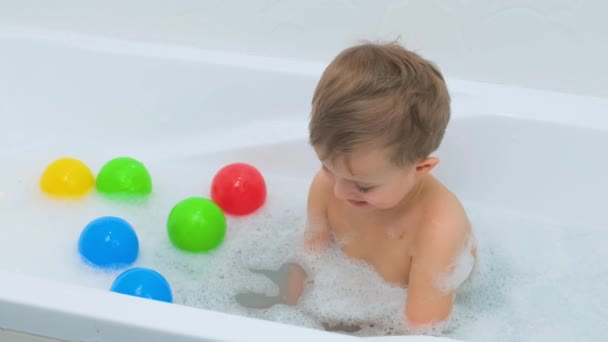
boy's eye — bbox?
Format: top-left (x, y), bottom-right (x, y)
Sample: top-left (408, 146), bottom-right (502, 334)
top-left (356, 185), bottom-right (375, 193)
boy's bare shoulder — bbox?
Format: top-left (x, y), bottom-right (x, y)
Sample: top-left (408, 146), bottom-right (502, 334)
top-left (405, 177), bottom-right (474, 327)
top-left (308, 169), bottom-right (332, 205)
top-left (416, 177), bottom-right (471, 250)
top-left (310, 169), bottom-right (331, 192)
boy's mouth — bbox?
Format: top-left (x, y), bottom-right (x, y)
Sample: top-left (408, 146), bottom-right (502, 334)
top-left (347, 199), bottom-right (369, 207)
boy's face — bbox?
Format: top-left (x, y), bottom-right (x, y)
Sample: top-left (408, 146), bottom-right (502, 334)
top-left (315, 146), bottom-right (437, 210)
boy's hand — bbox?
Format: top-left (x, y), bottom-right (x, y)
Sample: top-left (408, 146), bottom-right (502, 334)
top-left (282, 263), bottom-right (308, 305)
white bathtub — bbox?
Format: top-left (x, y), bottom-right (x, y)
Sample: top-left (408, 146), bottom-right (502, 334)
top-left (1, 28), bottom-right (607, 342)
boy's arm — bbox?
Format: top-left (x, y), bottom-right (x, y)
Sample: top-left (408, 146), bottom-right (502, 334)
top-left (404, 217), bottom-right (472, 329)
top-left (303, 170), bottom-right (333, 252)
top-left (282, 170), bottom-right (333, 305)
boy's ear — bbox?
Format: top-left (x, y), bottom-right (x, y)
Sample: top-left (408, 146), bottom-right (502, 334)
top-left (415, 157), bottom-right (439, 175)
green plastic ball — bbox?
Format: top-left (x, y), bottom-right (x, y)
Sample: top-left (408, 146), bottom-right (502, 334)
top-left (96, 157), bottom-right (152, 197)
top-left (167, 197), bottom-right (227, 253)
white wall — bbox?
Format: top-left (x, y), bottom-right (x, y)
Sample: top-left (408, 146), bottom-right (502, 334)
top-left (2, 0), bottom-right (607, 97)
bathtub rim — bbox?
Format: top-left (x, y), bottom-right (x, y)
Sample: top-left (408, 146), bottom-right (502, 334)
top-left (0, 270), bottom-right (464, 342)
top-left (1, 25), bottom-right (607, 134)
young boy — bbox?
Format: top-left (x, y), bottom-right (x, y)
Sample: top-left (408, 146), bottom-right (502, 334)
top-left (287, 41), bottom-right (477, 332)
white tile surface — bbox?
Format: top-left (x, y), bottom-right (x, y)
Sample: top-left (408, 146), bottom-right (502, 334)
top-left (1, 0), bottom-right (607, 97)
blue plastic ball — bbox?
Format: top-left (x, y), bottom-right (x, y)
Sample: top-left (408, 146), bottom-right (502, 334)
top-left (110, 267), bottom-right (173, 303)
top-left (78, 216), bottom-right (139, 269)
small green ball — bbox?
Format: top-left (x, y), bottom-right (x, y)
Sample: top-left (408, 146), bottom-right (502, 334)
top-left (167, 197), bottom-right (227, 253)
top-left (96, 157), bottom-right (152, 197)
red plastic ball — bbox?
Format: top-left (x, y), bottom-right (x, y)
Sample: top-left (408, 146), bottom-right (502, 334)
top-left (210, 163), bottom-right (267, 216)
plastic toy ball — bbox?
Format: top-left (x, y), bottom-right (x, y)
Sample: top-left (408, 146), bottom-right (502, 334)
top-left (96, 157), bottom-right (152, 197)
top-left (110, 267), bottom-right (173, 303)
top-left (210, 162), bottom-right (266, 216)
top-left (167, 197), bottom-right (226, 253)
top-left (40, 157), bottom-right (95, 198)
top-left (78, 216), bottom-right (139, 269)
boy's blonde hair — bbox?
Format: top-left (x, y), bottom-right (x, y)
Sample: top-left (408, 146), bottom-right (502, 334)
top-left (309, 41), bottom-right (451, 167)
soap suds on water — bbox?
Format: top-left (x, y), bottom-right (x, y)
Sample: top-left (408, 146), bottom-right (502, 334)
top-left (1, 154), bottom-right (607, 341)
top-left (434, 235), bottom-right (477, 295)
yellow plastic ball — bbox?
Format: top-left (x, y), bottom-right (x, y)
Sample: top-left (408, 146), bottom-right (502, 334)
top-left (40, 157), bottom-right (95, 198)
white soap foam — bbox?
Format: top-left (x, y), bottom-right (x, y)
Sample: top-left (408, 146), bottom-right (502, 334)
top-left (297, 247), bottom-right (407, 336)
top-left (434, 235), bottom-right (477, 295)
top-left (0, 151), bottom-right (607, 341)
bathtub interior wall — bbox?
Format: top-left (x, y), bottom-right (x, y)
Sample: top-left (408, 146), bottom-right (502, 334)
top-left (435, 115), bottom-right (608, 228)
top-left (0, 37), bottom-right (317, 154)
top-left (3, 35), bottom-right (606, 229)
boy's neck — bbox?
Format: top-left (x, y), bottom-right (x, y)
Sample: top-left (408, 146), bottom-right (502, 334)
top-left (394, 174), bottom-right (429, 213)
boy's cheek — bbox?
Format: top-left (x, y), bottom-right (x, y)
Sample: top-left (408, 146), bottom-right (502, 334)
top-left (375, 188), bottom-right (409, 207)
top-left (368, 191), bottom-right (397, 207)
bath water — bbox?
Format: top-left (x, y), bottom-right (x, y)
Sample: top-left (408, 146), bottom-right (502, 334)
top-left (0, 153), bottom-right (606, 342)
